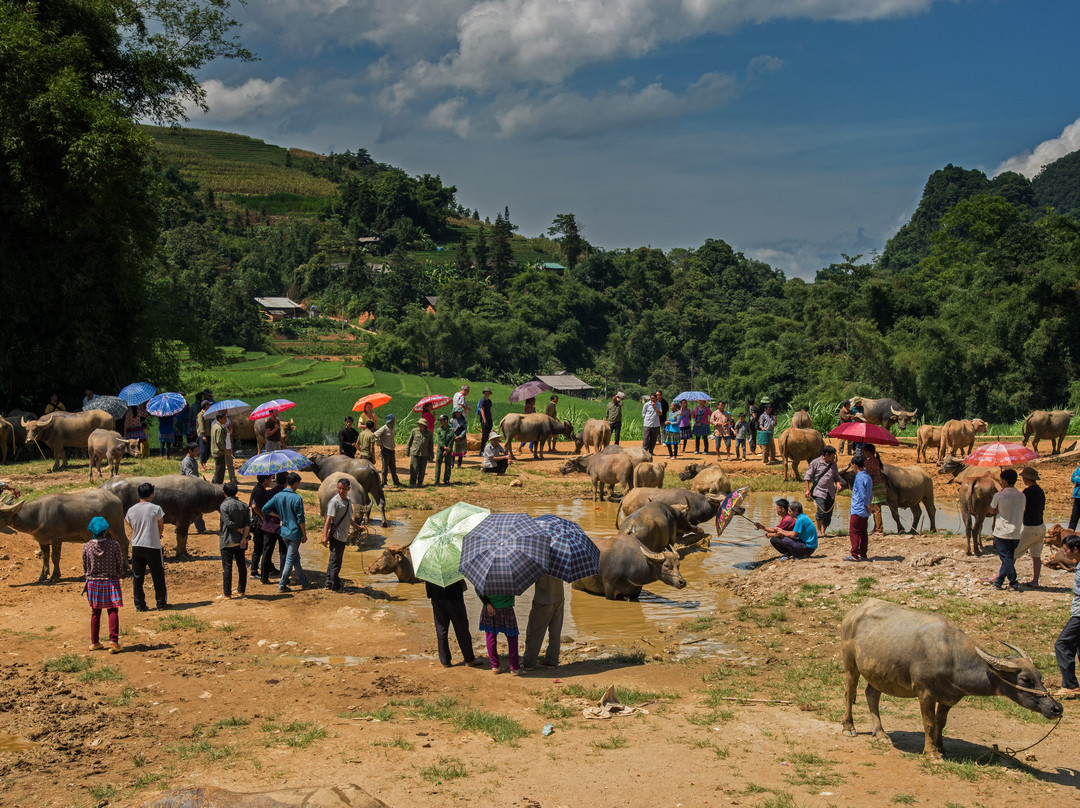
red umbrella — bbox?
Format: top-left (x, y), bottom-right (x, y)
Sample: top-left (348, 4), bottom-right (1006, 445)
top-left (250, 399), bottom-right (296, 420)
top-left (413, 394), bottom-right (451, 413)
top-left (827, 421), bottom-right (899, 446)
top-left (962, 442), bottom-right (1039, 467)
top-left (352, 392), bottom-right (392, 412)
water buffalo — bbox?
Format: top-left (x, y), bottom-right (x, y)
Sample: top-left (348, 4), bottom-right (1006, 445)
top-left (573, 418), bottom-right (611, 454)
top-left (232, 411), bottom-right (296, 452)
top-left (3, 410), bottom-right (37, 461)
top-left (1044, 527), bottom-right (1076, 570)
top-left (571, 534), bottom-right (685, 600)
top-left (0, 490), bottom-right (129, 583)
top-left (499, 413), bottom-right (575, 460)
top-left (306, 454), bottom-right (387, 524)
top-left (841, 598), bottom-right (1061, 761)
top-left (790, 409), bottom-right (813, 429)
top-left (619, 501), bottom-right (691, 551)
top-left (616, 488), bottom-right (719, 529)
top-left (840, 462), bottom-right (936, 533)
top-left (600, 444), bottom-right (652, 466)
top-left (678, 463), bottom-right (732, 497)
top-left (852, 397), bottom-right (918, 431)
top-left (776, 427), bottom-right (826, 481)
top-left (559, 453), bottom-right (634, 501)
top-left (103, 475), bottom-right (223, 557)
top-left (366, 545), bottom-right (417, 583)
top-left (915, 424), bottom-right (943, 463)
top-left (632, 460), bottom-right (666, 489)
top-left (958, 472), bottom-right (999, 556)
top-left (1022, 409), bottom-right (1074, 455)
top-left (87, 429), bottom-right (140, 480)
top-left (939, 418), bottom-right (988, 458)
top-left (317, 472), bottom-right (372, 544)
top-left (22, 409), bottom-right (115, 471)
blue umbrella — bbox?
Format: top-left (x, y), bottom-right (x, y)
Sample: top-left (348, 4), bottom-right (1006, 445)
top-left (119, 382), bottom-right (157, 406)
top-left (534, 515), bottom-right (600, 582)
top-left (238, 450), bottom-right (313, 476)
top-left (205, 398), bottom-right (250, 416)
top-left (459, 513), bottom-right (552, 597)
top-left (672, 391), bottom-right (710, 404)
top-left (146, 392), bottom-right (187, 417)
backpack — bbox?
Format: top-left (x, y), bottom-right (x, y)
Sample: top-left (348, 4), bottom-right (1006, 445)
top-left (475, 400), bottom-right (482, 417)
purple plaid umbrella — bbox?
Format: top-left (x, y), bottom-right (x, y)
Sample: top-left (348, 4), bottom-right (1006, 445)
top-left (534, 514), bottom-right (600, 582)
top-left (509, 380), bottom-right (550, 403)
top-left (459, 513), bottom-right (552, 597)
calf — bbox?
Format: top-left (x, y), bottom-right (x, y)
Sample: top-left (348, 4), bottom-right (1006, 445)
top-left (559, 453), bottom-right (634, 501)
top-left (88, 429), bottom-right (140, 480)
top-left (632, 460), bottom-right (666, 489)
top-left (366, 545), bottom-right (418, 583)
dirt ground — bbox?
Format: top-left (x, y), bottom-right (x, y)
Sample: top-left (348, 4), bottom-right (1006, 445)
top-left (1, 437), bottom-right (1079, 808)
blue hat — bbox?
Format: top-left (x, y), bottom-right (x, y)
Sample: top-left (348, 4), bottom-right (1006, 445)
top-left (385, 414), bottom-right (395, 422)
top-left (88, 516), bottom-right (110, 537)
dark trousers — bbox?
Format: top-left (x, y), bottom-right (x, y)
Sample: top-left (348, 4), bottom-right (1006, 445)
top-left (410, 456), bottom-right (428, 487)
top-left (380, 447), bottom-right (400, 486)
top-left (212, 454), bottom-right (236, 484)
top-left (769, 535), bottom-right (813, 558)
top-left (260, 533), bottom-right (285, 582)
top-left (1056, 615), bottom-right (1080, 689)
top-left (993, 537), bottom-right (1019, 587)
top-left (611, 421), bottom-right (621, 445)
top-left (480, 422), bottom-right (492, 453)
top-left (849, 514), bottom-right (869, 559)
top-left (1070, 498), bottom-right (1080, 531)
top-left (481, 459), bottom-right (508, 475)
top-left (325, 538), bottom-right (346, 590)
top-left (435, 447), bottom-right (453, 484)
top-left (131, 545), bottom-right (167, 609)
top-left (250, 527), bottom-right (264, 574)
top-left (431, 597), bottom-right (475, 666)
top-left (198, 434), bottom-right (210, 464)
top-left (221, 545), bottom-right (246, 596)
top-left (643, 426), bottom-right (660, 455)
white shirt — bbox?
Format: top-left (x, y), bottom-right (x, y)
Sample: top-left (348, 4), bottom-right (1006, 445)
top-left (126, 501), bottom-right (165, 549)
top-left (990, 486), bottom-right (1025, 540)
top-left (453, 390), bottom-right (468, 412)
top-left (642, 400), bottom-right (661, 428)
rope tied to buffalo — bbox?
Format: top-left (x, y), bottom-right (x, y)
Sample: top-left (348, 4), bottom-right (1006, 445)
top-left (975, 669), bottom-right (1063, 764)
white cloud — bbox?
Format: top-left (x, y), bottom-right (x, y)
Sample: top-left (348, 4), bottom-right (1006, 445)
top-left (186, 77), bottom-right (296, 121)
top-left (426, 98), bottom-right (472, 138)
top-left (994, 116), bottom-right (1080, 178)
top-left (748, 54), bottom-right (785, 75)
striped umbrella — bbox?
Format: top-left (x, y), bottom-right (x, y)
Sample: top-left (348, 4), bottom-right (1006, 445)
top-left (534, 514), bottom-right (600, 582)
top-left (146, 392), bottom-right (187, 417)
top-left (459, 513), bottom-right (552, 597)
top-left (251, 399), bottom-right (296, 420)
top-left (119, 382), bottom-right (157, 406)
top-left (205, 398), bottom-right (250, 417)
top-left (412, 394), bottom-right (451, 412)
top-left (410, 502), bottom-right (491, 588)
top-left (238, 449), bottom-right (313, 476)
top-left (84, 395), bottom-right (127, 419)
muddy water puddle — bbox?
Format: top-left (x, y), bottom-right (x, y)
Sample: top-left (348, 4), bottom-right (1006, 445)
top-left (0, 734), bottom-right (39, 753)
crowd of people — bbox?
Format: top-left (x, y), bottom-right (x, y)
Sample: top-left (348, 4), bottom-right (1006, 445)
top-left (640, 391), bottom-right (769, 463)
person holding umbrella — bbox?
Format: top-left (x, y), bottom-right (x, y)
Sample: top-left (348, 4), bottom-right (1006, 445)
top-left (434, 413), bottom-right (455, 485)
top-left (523, 575), bottom-right (565, 670)
top-left (862, 444), bottom-right (888, 535)
top-left (986, 468), bottom-right (1025, 591)
top-left (264, 409), bottom-right (283, 451)
top-left (263, 472), bottom-right (309, 592)
top-left (846, 456), bottom-right (873, 562)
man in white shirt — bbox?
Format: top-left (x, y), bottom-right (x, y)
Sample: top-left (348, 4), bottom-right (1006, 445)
top-left (322, 477), bottom-right (353, 592)
top-left (987, 468), bottom-right (1025, 591)
top-left (125, 482), bottom-right (168, 611)
top-left (641, 392), bottom-right (662, 456)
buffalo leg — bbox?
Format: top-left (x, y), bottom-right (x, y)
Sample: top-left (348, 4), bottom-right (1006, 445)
top-left (865, 683), bottom-right (885, 739)
top-left (889, 505), bottom-right (904, 534)
top-left (841, 656), bottom-right (859, 736)
top-left (48, 541), bottom-right (62, 583)
top-left (908, 506), bottom-right (922, 535)
top-left (933, 703), bottom-right (951, 757)
top-left (174, 521), bottom-right (191, 558)
top-left (37, 543), bottom-right (50, 583)
top-left (918, 692), bottom-right (944, 761)
top-left (925, 500), bottom-right (936, 532)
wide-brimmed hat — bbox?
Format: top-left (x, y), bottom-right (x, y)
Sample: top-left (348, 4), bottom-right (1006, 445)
top-left (482, 387), bottom-right (492, 393)
top-left (488, 431), bottom-right (502, 441)
top-left (1019, 466), bottom-right (1040, 480)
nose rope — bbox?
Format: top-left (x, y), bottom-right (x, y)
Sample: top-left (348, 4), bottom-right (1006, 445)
top-left (976, 669), bottom-right (1063, 761)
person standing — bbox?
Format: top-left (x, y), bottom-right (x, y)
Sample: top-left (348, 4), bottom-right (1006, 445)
top-left (210, 412), bottom-right (236, 485)
top-left (656, 390), bottom-right (669, 419)
top-left (45, 393), bottom-right (67, 413)
top-left (196, 400), bottom-right (212, 470)
top-left (218, 482), bottom-right (249, 600)
top-left (452, 384), bottom-right (470, 415)
top-left (126, 482), bottom-right (167, 612)
top-left (846, 457), bottom-right (872, 562)
top-left (356, 420), bottom-right (377, 464)
top-left (434, 413), bottom-right (455, 485)
top-left (264, 472), bottom-right (309, 592)
top-left (677, 401), bottom-right (692, 453)
top-left (642, 392), bottom-right (662, 455)
top-left (83, 516), bottom-right (124, 653)
top-left (1053, 534), bottom-right (1080, 698)
top-left (544, 394), bottom-right (559, 454)
top-left (374, 415), bottom-right (401, 486)
top-left (522, 574), bottom-right (564, 670)
top-left (862, 444), bottom-right (888, 535)
top-left (746, 399), bottom-right (759, 455)
top-left (518, 397), bottom-right (537, 453)
top-left (757, 403), bottom-right (777, 465)
top-left (263, 410), bottom-right (283, 451)
top-left (769, 501), bottom-right (818, 560)
top-left (427, 579), bottom-right (483, 668)
top-left (1017, 467), bottom-right (1046, 588)
top-left (338, 415), bottom-right (359, 458)
top-left (157, 413), bottom-right (175, 459)
top-left (322, 476), bottom-right (352, 592)
top-left (478, 388), bottom-right (494, 453)
top-left (837, 400), bottom-right (854, 455)
top-left (420, 401), bottom-right (436, 433)
top-left (254, 473), bottom-right (286, 584)
top-left (691, 400), bottom-right (712, 455)
top-left (662, 401), bottom-right (681, 458)
top-left (179, 443), bottom-right (208, 534)
top-left (1070, 462), bottom-right (1080, 531)
top-left (733, 413), bottom-right (749, 459)
top-left (804, 446), bottom-right (843, 537)
top-left (986, 468), bottom-right (1024, 591)
top-left (82, 388), bottom-right (95, 410)
top-left (124, 406), bottom-right (147, 455)
top-left (450, 408), bottom-right (468, 468)
top-left (406, 417), bottom-right (435, 487)
top-left (479, 592), bottom-right (520, 674)
top-left (606, 393), bottom-right (623, 446)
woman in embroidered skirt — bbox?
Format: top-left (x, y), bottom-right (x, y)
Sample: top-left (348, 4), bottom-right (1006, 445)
top-left (861, 444), bottom-right (889, 535)
top-left (124, 406), bottom-right (147, 457)
top-left (662, 403), bottom-right (682, 458)
top-left (451, 407), bottom-right (468, 468)
top-left (479, 593), bottom-right (520, 674)
top-left (691, 400), bottom-right (712, 454)
top-left (83, 516), bottom-right (124, 654)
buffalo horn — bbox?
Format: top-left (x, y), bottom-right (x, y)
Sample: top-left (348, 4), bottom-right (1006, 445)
top-left (638, 545), bottom-right (666, 562)
top-left (20, 417), bottom-right (29, 428)
top-left (975, 645), bottom-right (1021, 672)
top-left (0, 500), bottom-right (25, 514)
top-left (891, 406), bottom-right (901, 415)
top-left (998, 640), bottom-right (1032, 661)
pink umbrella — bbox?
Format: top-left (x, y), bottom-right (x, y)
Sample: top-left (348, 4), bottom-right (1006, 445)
top-left (962, 442), bottom-right (1039, 467)
top-left (412, 394), bottom-right (451, 413)
top-left (827, 421), bottom-right (899, 446)
top-left (250, 399), bottom-right (296, 420)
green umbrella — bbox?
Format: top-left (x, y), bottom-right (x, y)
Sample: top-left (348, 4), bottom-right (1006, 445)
top-left (410, 502), bottom-right (491, 588)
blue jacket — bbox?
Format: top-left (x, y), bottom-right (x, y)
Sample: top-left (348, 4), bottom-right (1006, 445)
top-left (850, 470), bottom-right (873, 518)
top-left (793, 513), bottom-right (818, 551)
top-left (1072, 465), bottom-right (1080, 499)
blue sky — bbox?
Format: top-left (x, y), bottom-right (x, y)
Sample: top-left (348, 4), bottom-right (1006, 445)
top-left (185, 0), bottom-right (1080, 277)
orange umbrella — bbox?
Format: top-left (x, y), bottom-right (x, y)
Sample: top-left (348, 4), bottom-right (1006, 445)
top-left (353, 392), bottom-right (392, 412)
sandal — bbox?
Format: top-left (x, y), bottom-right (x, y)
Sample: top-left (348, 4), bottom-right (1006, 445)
top-left (1053, 687), bottom-right (1080, 699)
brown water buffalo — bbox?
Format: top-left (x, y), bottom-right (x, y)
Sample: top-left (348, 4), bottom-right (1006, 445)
top-left (957, 472), bottom-right (999, 556)
top-left (87, 429), bottom-right (140, 480)
top-left (559, 453), bottom-right (634, 501)
top-left (306, 454), bottom-right (387, 524)
top-left (776, 427), bottom-right (826, 480)
top-left (841, 598), bottom-right (1061, 761)
top-left (841, 462), bottom-right (936, 534)
top-left (852, 397), bottom-right (918, 430)
top-left (231, 411), bottom-right (296, 452)
top-left (317, 472), bottom-right (372, 545)
top-left (600, 444), bottom-right (652, 466)
top-left (632, 460), bottom-right (666, 489)
top-left (573, 418), bottom-right (611, 454)
top-left (22, 409), bottom-right (115, 471)
top-left (1044, 527), bottom-right (1076, 570)
top-left (915, 424), bottom-right (943, 463)
top-left (616, 488), bottom-right (719, 530)
top-left (499, 413), bottom-right (574, 460)
top-left (940, 418), bottom-right (988, 458)
top-left (1022, 409), bottom-right (1074, 455)
top-left (0, 489), bottom-right (128, 583)
top-left (619, 501), bottom-right (691, 552)
top-left (686, 467), bottom-right (731, 497)
top-left (790, 409), bottom-right (813, 429)
top-left (571, 534), bottom-right (685, 600)
top-left (102, 475), bottom-right (223, 557)
top-left (366, 545), bottom-right (417, 583)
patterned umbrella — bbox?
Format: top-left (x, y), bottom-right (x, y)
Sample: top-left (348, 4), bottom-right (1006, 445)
top-left (238, 449), bottom-right (313, 476)
top-left (146, 392), bottom-right (187, 417)
top-left (509, 380), bottom-right (550, 402)
top-left (205, 398), bottom-right (250, 417)
top-left (459, 513), bottom-right (552, 597)
top-left (412, 394), bottom-right (451, 412)
top-left (534, 514), bottom-right (600, 582)
top-left (118, 382), bottom-right (157, 406)
top-left (352, 393), bottom-right (392, 412)
top-left (716, 486), bottom-right (750, 535)
top-left (962, 442), bottom-right (1039, 467)
top-left (84, 395), bottom-right (127, 419)
top-left (827, 421), bottom-right (899, 446)
top-left (410, 502), bottom-right (491, 587)
top-left (672, 390), bottom-right (711, 404)
top-left (251, 399), bottom-right (296, 420)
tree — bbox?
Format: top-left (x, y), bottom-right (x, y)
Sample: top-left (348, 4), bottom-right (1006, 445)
top-left (548, 213), bottom-right (586, 270)
top-left (490, 213), bottom-right (513, 291)
top-left (472, 224), bottom-right (489, 274)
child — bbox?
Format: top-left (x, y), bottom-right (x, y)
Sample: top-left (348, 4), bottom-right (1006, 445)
top-left (82, 516), bottom-right (124, 654)
top-left (734, 413), bottom-right (749, 459)
top-left (663, 403), bottom-right (681, 458)
top-left (218, 481), bottom-right (250, 599)
top-left (479, 592), bottom-right (520, 674)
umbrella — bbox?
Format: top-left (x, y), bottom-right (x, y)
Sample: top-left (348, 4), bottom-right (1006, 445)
top-left (205, 398), bottom-right (250, 417)
top-left (145, 392), bottom-right (187, 417)
top-left (413, 394), bottom-right (451, 413)
top-left (534, 514), bottom-right (600, 582)
top-left (352, 393), bottom-right (392, 412)
top-left (251, 399), bottom-right (296, 420)
top-left (672, 391), bottom-right (711, 404)
top-left (827, 421), bottom-right (899, 446)
top-left (962, 442), bottom-right (1039, 467)
top-left (84, 395), bottom-right (127, 419)
top-left (119, 382), bottom-right (157, 406)
top-left (509, 380), bottom-right (550, 403)
top-left (238, 449), bottom-right (313, 476)
top-left (716, 486), bottom-right (750, 535)
top-left (459, 513), bottom-right (552, 596)
top-left (410, 502), bottom-right (492, 587)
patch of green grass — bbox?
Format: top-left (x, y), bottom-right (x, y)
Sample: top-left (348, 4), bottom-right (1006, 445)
top-left (799, 583), bottom-right (829, 595)
top-left (560, 684), bottom-right (675, 706)
top-left (217, 623), bottom-right (236, 633)
top-left (742, 783), bottom-right (769, 794)
top-left (785, 752), bottom-right (844, 788)
top-left (611, 649), bottom-right (647, 664)
top-left (156, 614), bottom-right (209, 633)
top-left (80, 665), bottom-right (123, 683)
top-left (681, 615), bottom-right (718, 633)
top-left (260, 717), bottom-right (328, 748)
top-left (215, 715), bottom-right (250, 729)
top-left (767, 592), bottom-right (789, 606)
top-left (87, 783), bottom-right (117, 800)
top-left (43, 654), bottom-right (93, 673)
top-left (338, 706), bottom-right (394, 722)
top-left (856, 576), bottom-right (879, 592)
top-left (397, 696), bottom-right (528, 743)
top-left (133, 771), bottom-right (170, 790)
top-left (917, 753), bottom-right (1014, 782)
top-left (892, 796), bottom-right (916, 805)
top-left (419, 756), bottom-right (469, 783)
top-left (371, 737), bottom-right (414, 750)
top-left (536, 695), bottom-right (576, 720)
top-left (686, 709), bottom-right (735, 725)
top-left (590, 734), bottom-right (629, 750)
top-left (757, 791), bottom-right (801, 808)
top-left (169, 739), bottom-right (238, 762)
top-left (106, 688), bottom-right (139, 706)
top-left (133, 752), bottom-right (147, 767)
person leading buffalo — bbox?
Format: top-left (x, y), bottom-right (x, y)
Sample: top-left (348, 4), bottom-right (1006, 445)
top-left (804, 445), bottom-right (843, 536)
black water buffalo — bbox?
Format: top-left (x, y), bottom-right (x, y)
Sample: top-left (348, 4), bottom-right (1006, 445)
top-left (852, 397), bottom-right (918, 431)
top-left (841, 598), bottom-right (1061, 761)
top-left (616, 487), bottom-right (719, 530)
top-left (572, 534), bottom-right (685, 600)
top-left (306, 454), bottom-right (387, 524)
top-left (618, 501), bottom-right (690, 552)
top-left (103, 475), bottom-right (223, 558)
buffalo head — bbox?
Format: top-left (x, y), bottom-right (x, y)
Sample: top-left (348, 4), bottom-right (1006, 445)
top-left (679, 462), bottom-right (711, 481)
top-left (890, 406), bottom-right (918, 429)
top-left (640, 544), bottom-right (686, 589)
top-left (558, 457), bottom-right (585, 475)
top-left (976, 642), bottom-right (1062, 720)
top-left (366, 545), bottom-right (409, 575)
